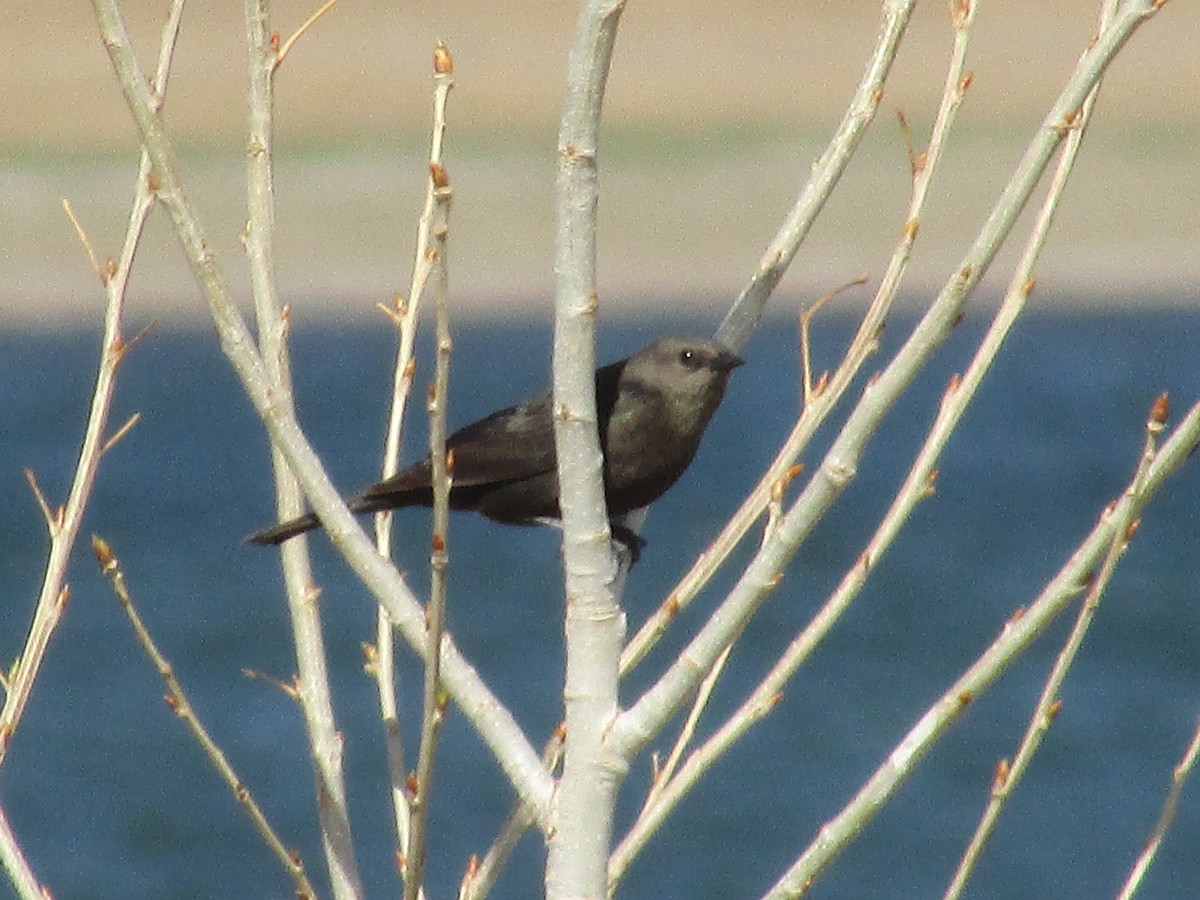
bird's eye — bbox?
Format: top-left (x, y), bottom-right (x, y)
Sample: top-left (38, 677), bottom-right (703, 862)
top-left (679, 349), bottom-right (698, 368)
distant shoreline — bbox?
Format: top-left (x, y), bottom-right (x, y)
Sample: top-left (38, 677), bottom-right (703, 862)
top-left (4, 2), bottom-right (1196, 325)
top-left (4, 285), bottom-right (1195, 333)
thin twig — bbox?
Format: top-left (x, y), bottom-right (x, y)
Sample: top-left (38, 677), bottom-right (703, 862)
top-left (243, 1), bottom-right (365, 895)
top-left (0, 0), bottom-right (183, 775)
top-left (942, 4), bottom-right (1125, 891)
top-left (620, 0), bottom-right (969, 683)
top-left (715, 0), bottom-right (918, 351)
top-left (91, 0), bottom-right (554, 825)
top-left (799, 275), bottom-right (868, 406)
top-left (1118, 713), bottom-right (1200, 899)
top-left (405, 151), bottom-right (455, 900)
top-left (22, 470), bottom-right (57, 534)
top-left (274, 0), bottom-right (341, 71)
top-left (639, 490), bottom-right (793, 828)
top-left (611, 0), bottom-right (1165, 772)
top-left (759, 398), bottom-right (1200, 898)
top-left (242, 666), bottom-right (302, 701)
top-left (92, 536), bottom-right (316, 900)
top-left (61, 199), bottom-right (107, 283)
top-left (100, 412), bottom-right (142, 456)
top-left (945, 396), bottom-right (1165, 900)
top-left (376, 45), bottom-right (456, 880)
top-left (642, 638), bottom-right (736, 819)
top-left (0, 800), bottom-right (47, 900)
top-left (461, 728), bottom-right (565, 900)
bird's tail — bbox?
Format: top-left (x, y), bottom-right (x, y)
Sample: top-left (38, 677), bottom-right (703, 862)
top-left (246, 491), bottom-right (397, 545)
top-left (246, 512), bottom-right (321, 546)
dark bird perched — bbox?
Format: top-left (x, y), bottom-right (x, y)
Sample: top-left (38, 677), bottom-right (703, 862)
top-left (248, 336), bottom-right (743, 559)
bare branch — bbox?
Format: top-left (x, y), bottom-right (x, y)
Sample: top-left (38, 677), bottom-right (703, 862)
top-left (22, 470), bottom-right (57, 535)
top-left (0, 0), bottom-right (184, 776)
top-left (548, 1), bottom-right (629, 895)
top-left (716, 0), bottom-right (918, 350)
top-left (274, 0), bottom-right (342, 71)
top-left (621, 0), bottom-right (972, 685)
top-left (376, 47), bottom-right (456, 879)
top-left (92, 536), bottom-right (317, 900)
top-left (405, 129), bottom-right (456, 900)
top-left (799, 275), bottom-right (868, 406)
top-left (242, 2), bottom-right (365, 895)
top-left (90, 0), bottom-right (554, 826)
top-left (461, 728), bottom-right (565, 900)
top-left (611, 0), bottom-right (1166, 771)
top-left (1118, 713), bottom-right (1200, 899)
top-left (0, 800), bottom-right (47, 900)
top-left (100, 412), bottom-right (141, 456)
top-left (61, 199), bottom-right (108, 284)
top-left (761, 397), bottom-right (1200, 897)
top-left (944, 3), bottom-right (1129, 890)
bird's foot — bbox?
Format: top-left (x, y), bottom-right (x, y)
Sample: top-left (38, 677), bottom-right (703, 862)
top-left (610, 523), bottom-right (646, 566)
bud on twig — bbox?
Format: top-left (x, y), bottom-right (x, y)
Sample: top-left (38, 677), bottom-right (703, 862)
top-left (1149, 392), bottom-right (1169, 429)
top-left (434, 42), bottom-right (454, 75)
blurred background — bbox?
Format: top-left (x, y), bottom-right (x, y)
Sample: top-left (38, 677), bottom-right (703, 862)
top-left (2, 0), bottom-right (1198, 324)
top-left (2, 3), bottom-right (1200, 899)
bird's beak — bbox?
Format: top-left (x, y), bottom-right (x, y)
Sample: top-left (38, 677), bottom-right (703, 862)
top-left (714, 349), bottom-right (745, 372)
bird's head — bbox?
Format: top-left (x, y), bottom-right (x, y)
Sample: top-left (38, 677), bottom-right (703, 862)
top-left (628, 336), bottom-right (745, 414)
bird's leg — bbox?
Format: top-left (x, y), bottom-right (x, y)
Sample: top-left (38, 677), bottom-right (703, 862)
top-left (609, 522), bottom-right (646, 566)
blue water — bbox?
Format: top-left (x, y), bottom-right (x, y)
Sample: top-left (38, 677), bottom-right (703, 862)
top-left (1, 308), bottom-right (1198, 899)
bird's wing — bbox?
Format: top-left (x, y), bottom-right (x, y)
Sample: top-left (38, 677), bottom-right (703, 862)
top-left (362, 357), bottom-right (628, 504)
top-left (440, 396), bottom-right (557, 486)
top-left (358, 396), bottom-right (556, 510)
top-left (449, 356), bottom-right (628, 486)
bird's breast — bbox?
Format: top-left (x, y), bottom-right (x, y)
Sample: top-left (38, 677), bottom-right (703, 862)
top-left (601, 392), bottom-right (708, 514)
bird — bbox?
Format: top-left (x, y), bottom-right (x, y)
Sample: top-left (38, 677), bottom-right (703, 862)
top-left (247, 335), bottom-right (743, 560)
